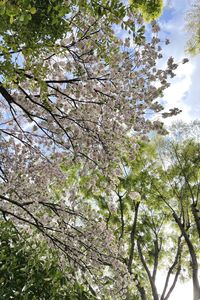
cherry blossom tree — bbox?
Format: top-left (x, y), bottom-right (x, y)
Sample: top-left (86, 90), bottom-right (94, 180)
top-left (0, 11), bottom-right (181, 170)
top-left (0, 3), bottom-right (189, 298)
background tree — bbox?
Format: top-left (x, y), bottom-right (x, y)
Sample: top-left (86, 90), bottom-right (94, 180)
top-left (76, 137), bottom-right (199, 299)
top-left (185, 0), bottom-right (200, 55)
top-left (155, 139), bottom-right (200, 300)
top-left (77, 142), bottom-right (185, 299)
top-left (169, 120), bottom-right (200, 142)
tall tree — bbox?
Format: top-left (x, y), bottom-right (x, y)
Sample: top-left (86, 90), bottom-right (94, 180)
top-left (155, 139), bottom-right (200, 300)
top-left (78, 142), bottom-right (185, 299)
top-left (78, 138), bottom-right (199, 299)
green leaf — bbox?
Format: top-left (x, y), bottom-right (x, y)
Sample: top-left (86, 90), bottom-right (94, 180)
top-left (9, 15), bottom-right (14, 24)
top-left (30, 7), bottom-right (37, 14)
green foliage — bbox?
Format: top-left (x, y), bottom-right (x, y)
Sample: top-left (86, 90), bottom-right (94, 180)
top-left (129, 0), bottom-right (163, 21)
top-left (0, 0), bottom-right (68, 45)
top-left (0, 219), bottom-right (94, 300)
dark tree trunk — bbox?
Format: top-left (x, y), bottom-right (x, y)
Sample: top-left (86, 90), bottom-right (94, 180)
top-left (137, 239), bottom-right (159, 300)
top-left (191, 204), bottom-right (200, 240)
top-left (173, 212), bottom-right (200, 300)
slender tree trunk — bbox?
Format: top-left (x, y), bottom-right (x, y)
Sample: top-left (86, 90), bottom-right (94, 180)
top-left (191, 204), bottom-right (200, 240)
top-left (161, 235), bottom-right (182, 300)
top-left (126, 282), bottom-right (147, 300)
top-left (173, 213), bottom-right (200, 300)
top-left (128, 202), bottom-right (140, 273)
top-left (136, 284), bottom-right (147, 300)
top-left (137, 239), bottom-right (159, 300)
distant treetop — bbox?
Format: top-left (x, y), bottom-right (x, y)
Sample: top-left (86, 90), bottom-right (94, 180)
top-left (185, 0), bottom-right (200, 55)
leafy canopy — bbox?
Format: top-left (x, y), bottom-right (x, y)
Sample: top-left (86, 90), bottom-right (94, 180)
top-left (0, 220), bottom-right (95, 300)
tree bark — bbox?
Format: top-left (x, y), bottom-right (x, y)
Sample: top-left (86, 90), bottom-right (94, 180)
top-left (128, 202), bottom-right (140, 273)
top-left (191, 204), bottom-right (200, 240)
top-left (137, 239), bottom-right (159, 300)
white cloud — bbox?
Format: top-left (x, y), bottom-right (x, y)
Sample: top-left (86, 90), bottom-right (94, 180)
top-left (162, 62), bottom-right (195, 125)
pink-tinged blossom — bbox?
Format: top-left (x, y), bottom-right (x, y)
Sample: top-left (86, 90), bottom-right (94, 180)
top-left (0, 10), bottom-right (184, 298)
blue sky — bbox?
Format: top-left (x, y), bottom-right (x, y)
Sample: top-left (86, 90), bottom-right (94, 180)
top-left (158, 0), bottom-right (200, 126)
